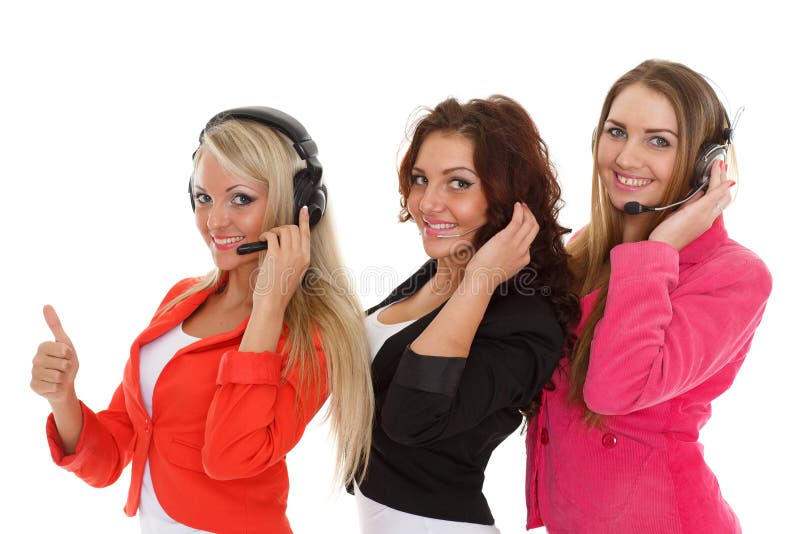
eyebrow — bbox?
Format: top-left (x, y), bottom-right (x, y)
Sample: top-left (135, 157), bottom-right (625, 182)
top-left (412, 165), bottom-right (479, 177)
top-left (605, 118), bottom-right (678, 138)
top-left (193, 184), bottom-right (259, 193)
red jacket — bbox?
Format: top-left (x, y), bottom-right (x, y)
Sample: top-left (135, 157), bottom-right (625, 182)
top-left (46, 278), bottom-right (328, 534)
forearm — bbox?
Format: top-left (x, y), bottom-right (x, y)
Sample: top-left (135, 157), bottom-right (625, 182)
top-left (49, 390), bottom-right (83, 454)
top-left (240, 303), bottom-right (286, 353)
top-left (410, 273), bottom-right (493, 358)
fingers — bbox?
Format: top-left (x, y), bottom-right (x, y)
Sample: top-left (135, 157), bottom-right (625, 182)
top-left (43, 305), bottom-right (72, 347)
top-left (708, 158), bottom-right (724, 190)
top-left (509, 202), bottom-right (539, 249)
top-left (31, 341), bottom-right (77, 399)
top-left (703, 161), bottom-right (733, 215)
top-left (260, 230), bottom-right (280, 252)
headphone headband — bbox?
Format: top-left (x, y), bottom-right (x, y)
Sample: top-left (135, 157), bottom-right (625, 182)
top-left (201, 106), bottom-right (322, 182)
top-left (189, 106), bottom-right (327, 226)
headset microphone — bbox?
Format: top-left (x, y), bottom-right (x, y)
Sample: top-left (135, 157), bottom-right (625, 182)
top-left (624, 182), bottom-right (707, 215)
top-left (433, 225), bottom-right (483, 238)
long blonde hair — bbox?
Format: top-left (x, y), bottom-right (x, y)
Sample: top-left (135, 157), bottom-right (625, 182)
top-left (162, 118), bottom-right (373, 484)
top-left (568, 59), bottom-right (734, 424)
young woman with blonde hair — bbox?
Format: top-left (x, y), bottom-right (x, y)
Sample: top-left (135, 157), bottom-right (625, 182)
top-left (525, 60), bottom-right (772, 533)
top-left (30, 107), bottom-right (373, 534)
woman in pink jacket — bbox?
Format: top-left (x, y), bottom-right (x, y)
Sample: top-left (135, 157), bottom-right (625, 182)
top-left (525, 59), bottom-right (772, 533)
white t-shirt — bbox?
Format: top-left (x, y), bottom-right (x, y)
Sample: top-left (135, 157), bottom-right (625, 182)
top-left (138, 323), bottom-right (212, 534)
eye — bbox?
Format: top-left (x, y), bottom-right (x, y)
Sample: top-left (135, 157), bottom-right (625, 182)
top-left (232, 193), bottom-right (254, 206)
top-left (449, 178), bottom-right (472, 190)
top-left (606, 126), bottom-right (626, 139)
top-left (194, 193), bottom-right (212, 205)
top-left (412, 175), bottom-right (428, 186)
top-left (649, 136), bottom-right (670, 148)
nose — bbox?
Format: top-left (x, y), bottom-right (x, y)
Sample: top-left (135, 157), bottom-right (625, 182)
top-left (614, 140), bottom-right (643, 170)
top-left (418, 183), bottom-right (444, 215)
top-left (206, 202), bottom-right (229, 231)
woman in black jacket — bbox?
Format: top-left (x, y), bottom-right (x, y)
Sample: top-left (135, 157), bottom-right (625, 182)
top-left (354, 96), bottom-right (580, 533)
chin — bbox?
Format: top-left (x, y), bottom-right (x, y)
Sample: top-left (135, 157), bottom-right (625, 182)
top-left (423, 241), bottom-right (475, 263)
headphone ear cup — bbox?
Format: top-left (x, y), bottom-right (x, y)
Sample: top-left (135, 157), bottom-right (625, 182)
top-left (293, 170), bottom-right (327, 226)
top-left (693, 143), bottom-right (726, 189)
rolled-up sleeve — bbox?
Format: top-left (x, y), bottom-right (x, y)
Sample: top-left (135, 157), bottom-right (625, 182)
top-left (381, 294), bottom-right (563, 446)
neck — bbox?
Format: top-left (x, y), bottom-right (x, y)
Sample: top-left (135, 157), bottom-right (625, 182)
top-left (621, 212), bottom-right (654, 243)
top-left (431, 255), bottom-right (470, 296)
top-left (215, 266), bottom-right (255, 309)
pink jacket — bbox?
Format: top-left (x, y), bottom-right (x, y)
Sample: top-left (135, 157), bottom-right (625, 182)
top-left (526, 218), bottom-right (771, 533)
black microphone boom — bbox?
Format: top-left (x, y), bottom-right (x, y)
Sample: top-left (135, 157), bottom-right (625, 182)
top-left (624, 202), bottom-right (650, 215)
top-left (623, 180), bottom-right (707, 216)
top-left (236, 241), bottom-right (268, 255)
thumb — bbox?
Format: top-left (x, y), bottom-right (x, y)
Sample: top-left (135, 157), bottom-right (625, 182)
top-left (43, 304), bottom-right (73, 348)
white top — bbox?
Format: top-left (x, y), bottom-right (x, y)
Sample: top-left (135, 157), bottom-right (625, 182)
top-left (138, 323), bottom-right (212, 534)
top-left (365, 302), bottom-right (414, 361)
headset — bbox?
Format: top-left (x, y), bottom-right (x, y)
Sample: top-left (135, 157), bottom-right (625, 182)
top-left (188, 107), bottom-right (327, 248)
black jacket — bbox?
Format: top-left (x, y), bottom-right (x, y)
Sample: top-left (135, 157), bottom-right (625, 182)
top-left (356, 260), bottom-right (564, 525)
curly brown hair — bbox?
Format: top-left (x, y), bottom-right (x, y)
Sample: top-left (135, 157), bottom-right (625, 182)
top-left (398, 96), bottom-right (580, 415)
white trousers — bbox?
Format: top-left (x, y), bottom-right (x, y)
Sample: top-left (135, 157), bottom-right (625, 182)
top-left (354, 484), bottom-right (501, 534)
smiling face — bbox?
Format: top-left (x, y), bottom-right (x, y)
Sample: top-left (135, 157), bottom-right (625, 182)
top-left (406, 131), bottom-right (489, 261)
top-left (192, 150), bottom-right (268, 272)
top-left (597, 83), bottom-right (679, 213)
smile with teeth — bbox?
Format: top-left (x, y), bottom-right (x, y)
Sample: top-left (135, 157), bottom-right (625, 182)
top-left (212, 236), bottom-right (245, 245)
top-left (423, 218), bottom-right (457, 230)
top-left (616, 173), bottom-right (653, 187)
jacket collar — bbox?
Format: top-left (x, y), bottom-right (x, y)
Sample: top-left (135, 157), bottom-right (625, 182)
top-left (366, 259), bottom-right (437, 315)
top-left (137, 275), bottom-right (249, 351)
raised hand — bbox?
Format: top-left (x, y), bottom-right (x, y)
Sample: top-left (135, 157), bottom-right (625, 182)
top-left (466, 202), bottom-right (539, 291)
top-left (649, 160), bottom-right (734, 250)
top-left (251, 206), bottom-right (312, 313)
top-left (31, 305), bottom-right (79, 404)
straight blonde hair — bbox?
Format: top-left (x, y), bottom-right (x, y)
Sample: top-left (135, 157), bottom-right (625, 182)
top-left (568, 59), bottom-right (734, 425)
top-left (161, 119), bottom-right (373, 484)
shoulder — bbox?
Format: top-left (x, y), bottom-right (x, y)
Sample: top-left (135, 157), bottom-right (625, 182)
top-left (161, 277), bottom-right (204, 303)
top-left (692, 238), bottom-right (772, 297)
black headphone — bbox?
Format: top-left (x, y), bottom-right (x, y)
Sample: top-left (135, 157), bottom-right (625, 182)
top-left (188, 106), bottom-right (327, 227)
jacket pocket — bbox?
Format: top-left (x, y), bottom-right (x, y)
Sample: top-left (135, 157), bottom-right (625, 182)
top-left (166, 433), bottom-right (205, 473)
top-left (550, 417), bottom-right (659, 523)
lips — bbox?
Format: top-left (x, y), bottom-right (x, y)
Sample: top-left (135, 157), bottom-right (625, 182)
top-left (421, 217), bottom-right (458, 236)
top-left (615, 172), bottom-right (654, 191)
top-left (210, 234), bottom-right (245, 250)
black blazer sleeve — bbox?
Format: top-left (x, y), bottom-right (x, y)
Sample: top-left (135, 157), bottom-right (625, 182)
top-left (379, 292), bottom-right (563, 446)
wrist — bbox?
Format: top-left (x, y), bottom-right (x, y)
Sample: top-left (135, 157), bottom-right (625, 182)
top-left (464, 266), bottom-right (501, 295)
top-left (49, 388), bottom-right (79, 409)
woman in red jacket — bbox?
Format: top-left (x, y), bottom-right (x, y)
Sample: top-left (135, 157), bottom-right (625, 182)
top-left (29, 107), bottom-right (373, 534)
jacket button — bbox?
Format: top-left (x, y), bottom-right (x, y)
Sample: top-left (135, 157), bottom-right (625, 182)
top-left (145, 420), bottom-right (151, 433)
top-left (601, 433), bottom-right (617, 448)
top-left (540, 428), bottom-right (549, 445)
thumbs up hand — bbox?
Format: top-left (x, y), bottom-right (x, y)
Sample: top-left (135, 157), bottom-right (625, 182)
top-left (31, 305), bottom-right (80, 404)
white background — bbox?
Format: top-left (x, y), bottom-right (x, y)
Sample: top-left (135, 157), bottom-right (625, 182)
top-left (3, 1), bottom-right (797, 532)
